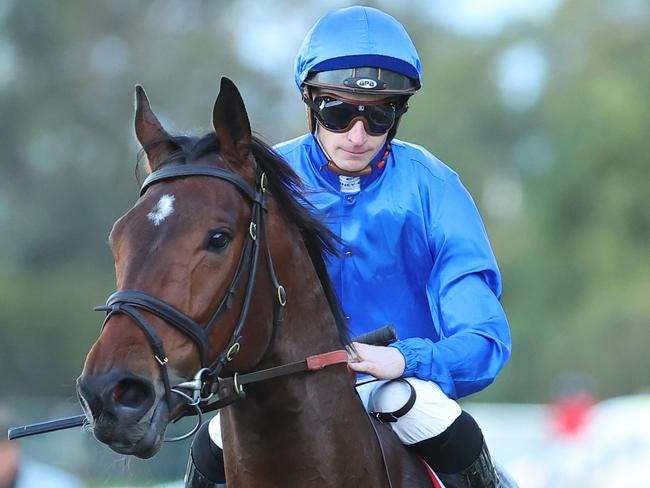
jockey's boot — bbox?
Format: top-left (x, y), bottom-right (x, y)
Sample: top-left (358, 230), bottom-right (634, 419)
top-left (184, 422), bottom-right (226, 488)
top-left (435, 439), bottom-right (502, 488)
top-left (409, 411), bottom-right (504, 488)
top-left (184, 459), bottom-right (226, 488)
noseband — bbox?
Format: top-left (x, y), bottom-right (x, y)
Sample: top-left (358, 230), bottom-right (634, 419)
top-left (95, 163), bottom-right (287, 438)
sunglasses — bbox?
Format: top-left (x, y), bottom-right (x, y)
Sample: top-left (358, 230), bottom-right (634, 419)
top-left (303, 96), bottom-right (406, 136)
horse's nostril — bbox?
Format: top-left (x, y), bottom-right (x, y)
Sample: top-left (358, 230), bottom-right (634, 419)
top-left (112, 378), bottom-right (152, 409)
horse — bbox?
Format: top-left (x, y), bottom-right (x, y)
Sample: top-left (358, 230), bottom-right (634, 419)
top-left (76, 77), bottom-right (434, 487)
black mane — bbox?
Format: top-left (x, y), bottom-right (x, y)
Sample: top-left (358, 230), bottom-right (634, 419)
top-left (140, 132), bottom-right (350, 345)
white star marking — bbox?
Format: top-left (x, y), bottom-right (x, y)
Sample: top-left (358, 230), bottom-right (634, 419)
top-left (147, 194), bottom-right (176, 227)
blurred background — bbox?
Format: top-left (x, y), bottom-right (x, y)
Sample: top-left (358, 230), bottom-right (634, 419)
top-left (1, 0), bottom-right (648, 486)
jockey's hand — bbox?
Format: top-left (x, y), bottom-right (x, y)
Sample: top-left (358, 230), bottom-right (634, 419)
top-left (347, 343), bottom-right (405, 380)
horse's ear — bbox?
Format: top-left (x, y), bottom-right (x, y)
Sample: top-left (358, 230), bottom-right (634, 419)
top-left (134, 85), bottom-right (175, 173)
top-left (212, 77), bottom-right (252, 162)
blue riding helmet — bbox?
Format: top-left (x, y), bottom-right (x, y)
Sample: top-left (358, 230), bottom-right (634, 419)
top-left (295, 6), bottom-right (422, 96)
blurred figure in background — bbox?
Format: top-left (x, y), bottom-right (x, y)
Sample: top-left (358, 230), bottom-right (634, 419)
top-left (0, 407), bottom-right (86, 488)
top-left (548, 371), bottom-right (597, 439)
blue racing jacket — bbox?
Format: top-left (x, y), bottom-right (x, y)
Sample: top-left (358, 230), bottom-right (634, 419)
top-left (274, 134), bottom-right (512, 399)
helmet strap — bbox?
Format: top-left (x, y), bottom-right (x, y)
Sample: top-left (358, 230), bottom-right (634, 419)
top-left (325, 144), bottom-right (391, 177)
top-left (303, 86), bottom-right (318, 133)
top-left (387, 96), bottom-right (410, 140)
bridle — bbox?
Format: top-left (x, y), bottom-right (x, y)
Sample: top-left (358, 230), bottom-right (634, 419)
top-left (10, 161), bottom-right (405, 488)
top-left (10, 161), bottom-right (392, 442)
top-left (95, 163), bottom-right (291, 439)
top-left (18, 154), bottom-right (402, 485)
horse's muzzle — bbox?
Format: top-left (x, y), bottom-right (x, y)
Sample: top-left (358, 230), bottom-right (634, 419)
top-left (77, 369), bottom-right (169, 457)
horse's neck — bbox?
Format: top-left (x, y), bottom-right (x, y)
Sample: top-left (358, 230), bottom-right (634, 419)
top-left (261, 206), bottom-right (345, 360)
top-left (221, 217), bottom-right (387, 486)
top-left (222, 358), bottom-right (385, 486)
top-left (230, 217), bottom-right (359, 422)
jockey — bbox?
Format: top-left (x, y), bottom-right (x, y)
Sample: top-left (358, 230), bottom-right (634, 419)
top-left (186, 6), bottom-right (512, 488)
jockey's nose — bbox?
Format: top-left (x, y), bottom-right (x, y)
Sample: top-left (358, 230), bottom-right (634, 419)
top-left (77, 370), bottom-right (156, 424)
top-left (347, 119), bottom-right (369, 145)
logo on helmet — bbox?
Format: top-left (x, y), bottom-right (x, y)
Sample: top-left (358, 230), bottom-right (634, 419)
top-left (356, 78), bottom-right (378, 89)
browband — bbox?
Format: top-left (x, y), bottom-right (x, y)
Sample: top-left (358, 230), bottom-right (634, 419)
top-left (140, 164), bottom-right (266, 208)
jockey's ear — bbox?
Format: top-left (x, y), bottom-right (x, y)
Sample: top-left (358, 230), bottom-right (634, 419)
top-left (134, 85), bottom-right (176, 174)
top-left (212, 77), bottom-right (252, 164)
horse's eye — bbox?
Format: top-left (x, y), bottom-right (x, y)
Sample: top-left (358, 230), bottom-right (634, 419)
top-left (207, 231), bottom-right (231, 252)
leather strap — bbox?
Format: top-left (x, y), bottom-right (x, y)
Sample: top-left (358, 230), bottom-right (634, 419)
top-left (102, 290), bottom-right (210, 364)
top-left (370, 378), bottom-right (417, 423)
top-left (199, 350), bottom-right (348, 413)
top-left (141, 164), bottom-right (265, 207)
top-left (97, 164), bottom-right (270, 410)
top-left (221, 349), bottom-right (347, 389)
top-left (306, 350), bottom-right (348, 370)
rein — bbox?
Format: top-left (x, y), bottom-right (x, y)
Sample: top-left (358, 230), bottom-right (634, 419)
top-left (94, 163), bottom-right (347, 439)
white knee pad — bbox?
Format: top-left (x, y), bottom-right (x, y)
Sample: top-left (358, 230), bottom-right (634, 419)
top-left (357, 377), bottom-right (461, 445)
top-left (208, 413), bottom-right (223, 449)
top-left (210, 379), bottom-right (460, 447)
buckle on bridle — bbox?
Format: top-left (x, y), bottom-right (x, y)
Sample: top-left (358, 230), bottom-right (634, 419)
top-left (259, 172), bottom-right (268, 193)
top-left (277, 285), bottom-right (287, 306)
top-left (226, 342), bottom-right (241, 362)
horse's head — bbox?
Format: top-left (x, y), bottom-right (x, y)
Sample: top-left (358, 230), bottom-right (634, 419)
top-left (77, 78), bottom-right (279, 458)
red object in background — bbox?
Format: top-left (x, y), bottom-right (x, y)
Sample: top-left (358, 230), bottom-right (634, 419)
top-left (549, 393), bottom-right (597, 438)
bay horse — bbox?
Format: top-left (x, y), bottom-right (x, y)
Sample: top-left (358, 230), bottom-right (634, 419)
top-left (77, 78), bottom-right (433, 487)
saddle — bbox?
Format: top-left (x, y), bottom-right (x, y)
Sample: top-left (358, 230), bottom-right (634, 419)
top-left (370, 414), bottom-right (444, 487)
